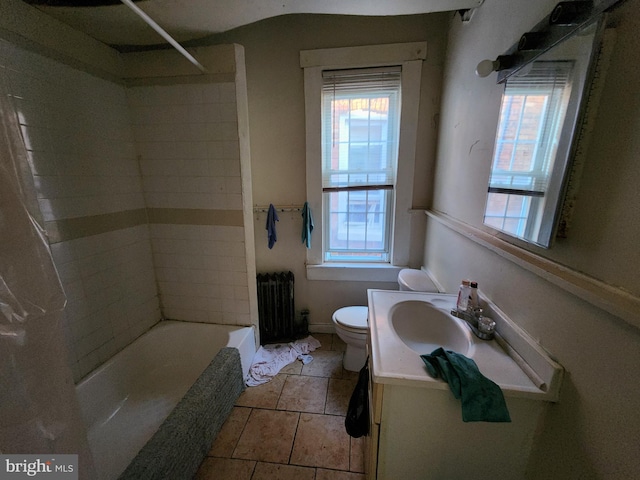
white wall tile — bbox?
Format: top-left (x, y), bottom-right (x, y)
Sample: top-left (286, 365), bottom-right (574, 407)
top-left (9, 71), bottom-right (254, 347)
top-left (218, 83), bottom-right (236, 103)
top-left (201, 84), bottom-right (220, 104)
top-left (217, 103), bottom-right (238, 123)
top-left (56, 224), bottom-right (159, 381)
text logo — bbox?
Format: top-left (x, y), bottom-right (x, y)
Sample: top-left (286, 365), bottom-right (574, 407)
top-left (0, 455), bottom-right (77, 479)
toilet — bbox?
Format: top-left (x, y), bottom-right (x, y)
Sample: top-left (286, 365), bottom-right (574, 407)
top-left (332, 268), bottom-right (438, 371)
top-left (398, 268), bottom-right (438, 292)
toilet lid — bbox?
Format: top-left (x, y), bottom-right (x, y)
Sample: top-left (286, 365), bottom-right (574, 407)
top-left (334, 306), bottom-right (368, 329)
top-left (398, 269), bottom-right (436, 292)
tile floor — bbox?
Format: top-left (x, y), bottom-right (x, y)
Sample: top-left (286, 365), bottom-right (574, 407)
top-left (194, 333), bottom-right (365, 480)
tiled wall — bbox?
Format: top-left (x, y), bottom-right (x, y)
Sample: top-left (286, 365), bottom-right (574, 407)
top-left (149, 224), bottom-right (250, 324)
top-left (128, 82), bottom-right (252, 326)
top-left (1, 39), bottom-right (161, 381)
top-left (2, 38), bottom-right (254, 381)
top-left (129, 82), bottom-right (242, 210)
top-left (50, 227), bottom-right (159, 380)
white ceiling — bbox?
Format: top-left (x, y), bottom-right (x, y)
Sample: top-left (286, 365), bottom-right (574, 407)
top-left (32, 0), bottom-right (484, 46)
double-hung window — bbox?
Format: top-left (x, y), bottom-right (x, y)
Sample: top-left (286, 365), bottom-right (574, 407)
top-left (484, 61), bottom-right (574, 240)
top-left (302, 42), bottom-right (425, 280)
top-left (321, 68), bottom-right (401, 262)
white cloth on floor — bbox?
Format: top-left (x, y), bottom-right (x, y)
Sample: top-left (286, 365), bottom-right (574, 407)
top-left (245, 335), bottom-right (321, 386)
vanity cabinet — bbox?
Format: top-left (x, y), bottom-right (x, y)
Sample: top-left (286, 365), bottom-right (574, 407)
top-left (365, 290), bottom-right (563, 480)
top-left (365, 356), bottom-right (547, 480)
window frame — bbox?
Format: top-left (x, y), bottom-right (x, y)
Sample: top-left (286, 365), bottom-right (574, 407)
top-left (301, 42), bottom-right (426, 280)
top-left (322, 67), bottom-right (401, 263)
top-left (484, 60), bottom-right (576, 245)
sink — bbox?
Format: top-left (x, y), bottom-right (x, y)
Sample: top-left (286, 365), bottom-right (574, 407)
top-left (367, 289), bottom-right (564, 401)
top-left (389, 300), bottom-right (472, 356)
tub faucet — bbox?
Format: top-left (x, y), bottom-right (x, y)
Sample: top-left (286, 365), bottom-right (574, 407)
top-left (450, 307), bottom-right (495, 340)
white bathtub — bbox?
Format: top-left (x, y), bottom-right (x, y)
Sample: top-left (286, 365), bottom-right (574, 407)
top-left (76, 321), bottom-right (255, 480)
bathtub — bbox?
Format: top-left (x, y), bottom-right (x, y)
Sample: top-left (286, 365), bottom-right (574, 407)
top-left (76, 321), bottom-right (256, 480)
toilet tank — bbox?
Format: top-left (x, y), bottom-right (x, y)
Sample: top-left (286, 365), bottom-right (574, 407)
top-left (398, 269), bottom-right (438, 292)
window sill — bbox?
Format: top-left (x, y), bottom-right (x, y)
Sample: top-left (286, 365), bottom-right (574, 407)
top-left (306, 263), bottom-right (402, 282)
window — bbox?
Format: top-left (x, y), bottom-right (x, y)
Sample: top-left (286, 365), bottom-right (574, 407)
top-left (484, 61), bottom-right (573, 240)
top-left (301, 42), bottom-right (426, 280)
top-left (322, 68), bottom-right (401, 262)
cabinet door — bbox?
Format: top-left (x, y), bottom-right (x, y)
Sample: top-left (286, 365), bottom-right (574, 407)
top-left (366, 353), bottom-right (383, 479)
top-left (364, 421), bottom-right (379, 480)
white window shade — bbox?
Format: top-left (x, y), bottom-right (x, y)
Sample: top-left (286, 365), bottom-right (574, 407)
top-left (321, 67), bottom-right (401, 191)
top-left (489, 61), bottom-right (574, 196)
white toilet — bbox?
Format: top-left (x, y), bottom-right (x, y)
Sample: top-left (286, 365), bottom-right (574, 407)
top-left (398, 268), bottom-right (438, 292)
top-left (332, 268), bottom-right (438, 371)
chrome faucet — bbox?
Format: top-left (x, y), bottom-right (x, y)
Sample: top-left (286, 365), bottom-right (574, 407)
top-left (450, 307), bottom-right (495, 340)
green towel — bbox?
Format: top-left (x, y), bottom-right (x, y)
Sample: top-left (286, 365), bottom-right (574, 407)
top-left (421, 348), bottom-right (511, 423)
top-left (301, 201), bottom-right (314, 249)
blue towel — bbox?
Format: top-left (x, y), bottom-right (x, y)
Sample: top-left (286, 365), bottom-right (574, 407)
top-left (266, 204), bottom-right (279, 249)
top-left (301, 202), bottom-right (314, 249)
top-left (421, 348), bottom-right (511, 423)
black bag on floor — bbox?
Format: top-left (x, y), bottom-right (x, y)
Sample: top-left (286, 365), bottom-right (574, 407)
top-left (345, 358), bottom-right (369, 438)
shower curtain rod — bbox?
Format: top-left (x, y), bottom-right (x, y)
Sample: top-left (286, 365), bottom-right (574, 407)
top-left (119, 0), bottom-right (208, 73)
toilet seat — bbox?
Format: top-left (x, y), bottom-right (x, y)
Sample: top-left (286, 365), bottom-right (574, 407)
top-left (333, 306), bottom-right (368, 331)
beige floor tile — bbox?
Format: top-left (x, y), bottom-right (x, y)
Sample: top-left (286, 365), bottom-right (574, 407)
top-left (280, 359), bottom-right (303, 375)
top-left (301, 350), bottom-right (344, 378)
top-left (315, 469), bottom-right (366, 480)
top-left (290, 413), bottom-right (350, 470)
top-left (194, 457), bottom-right (255, 480)
top-left (331, 334), bottom-right (347, 352)
top-left (350, 436), bottom-right (365, 473)
top-left (277, 375), bottom-right (328, 413)
top-left (340, 368), bottom-right (360, 381)
top-left (209, 406), bottom-right (251, 458)
top-left (233, 408), bottom-right (299, 464)
top-left (325, 377), bottom-right (357, 416)
top-left (236, 374), bottom-right (286, 409)
top-left (251, 462), bottom-right (316, 480)
top-left (311, 333), bottom-right (332, 349)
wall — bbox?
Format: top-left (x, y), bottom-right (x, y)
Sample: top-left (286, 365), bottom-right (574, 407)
top-left (0, 39), bottom-right (160, 382)
top-left (198, 14), bottom-right (451, 329)
top-left (0, 0), bottom-right (122, 78)
top-left (0, 48), bottom-right (95, 476)
top-left (124, 44), bottom-right (258, 331)
top-left (426, 0), bottom-right (640, 477)
top-left (0, 30), bottom-right (258, 381)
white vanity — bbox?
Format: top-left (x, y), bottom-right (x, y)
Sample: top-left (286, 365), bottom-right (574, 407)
top-left (365, 290), bottom-right (563, 480)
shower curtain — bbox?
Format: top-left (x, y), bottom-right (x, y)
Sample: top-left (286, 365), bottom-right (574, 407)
top-left (0, 64), bottom-right (95, 477)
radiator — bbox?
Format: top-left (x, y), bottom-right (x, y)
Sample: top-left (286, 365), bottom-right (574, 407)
top-left (256, 271), bottom-right (307, 344)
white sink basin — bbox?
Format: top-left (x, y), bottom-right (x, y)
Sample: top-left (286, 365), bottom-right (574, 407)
top-left (367, 290), bottom-right (563, 401)
top-left (389, 300), bottom-right (472, 356)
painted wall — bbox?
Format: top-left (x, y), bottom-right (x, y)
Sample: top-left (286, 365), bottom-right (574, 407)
top-left (426, 0), bottom-right (640, 477)
top-left (200, 14), bottom-right (451, 329)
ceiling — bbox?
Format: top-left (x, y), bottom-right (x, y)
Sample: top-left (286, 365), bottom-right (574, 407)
top-left (25, 0), bottom-right (484, 47)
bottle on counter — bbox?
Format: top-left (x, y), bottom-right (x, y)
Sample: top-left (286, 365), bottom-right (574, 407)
top-left (469, 281), bottom-right (479, 309)
top-left (456, 280), bottom-right (471, 311)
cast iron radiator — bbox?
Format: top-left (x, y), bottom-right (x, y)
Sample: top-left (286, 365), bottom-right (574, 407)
top-left (256, 271), bottom-right (307, 344)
